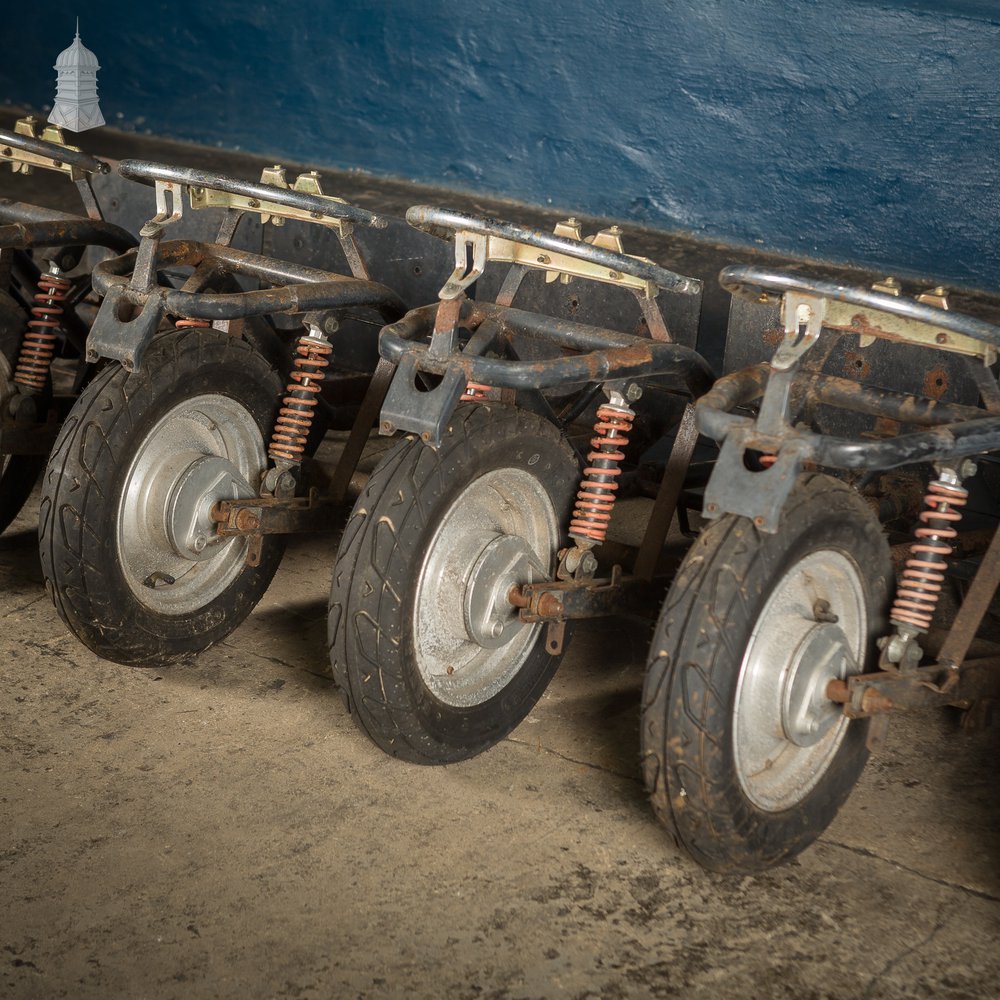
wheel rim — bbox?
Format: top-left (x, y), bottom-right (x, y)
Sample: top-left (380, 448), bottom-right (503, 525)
top-left (734, 548), bottom-right (867, 812)
top-left (413, 468), bottom-right (558, 708)
top-left (116, 393), bottom-right (265, 615)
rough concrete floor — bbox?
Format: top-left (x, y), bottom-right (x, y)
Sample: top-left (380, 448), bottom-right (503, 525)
top-left (3, 466), bottom-right (999, 999)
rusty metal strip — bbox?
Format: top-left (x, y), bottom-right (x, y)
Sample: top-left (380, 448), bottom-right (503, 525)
top-left (966, 357), bottom-right (1000, 414)
top-left (494, 263), bottom-right (528, 308)
top-left (636, 290), bottom-right (671, 343)
top-left (936, 522), bottom-right (1000, 670)
top-left (338, 231), bottom-right (371, 281)
top-left (632, 402), bottom-right (699, 581)
top-left (327, 357), bottom-right (397, 507)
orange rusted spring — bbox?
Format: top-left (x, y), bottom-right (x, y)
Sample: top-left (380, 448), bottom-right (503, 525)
top-left (759, 453), bottom-right (777, 469)
top-left (568, 402), bottom-right (635, 545)
top-left (267, 334), bottom-right (333, 464)
top-left (174, 317), bottom-right (211, 329)
top-left (13, 271), bottom-right (72, 393)
top-left (461, 381), bottom-right (493, 402)
top-left (890, 478), bottom-right (967, 632)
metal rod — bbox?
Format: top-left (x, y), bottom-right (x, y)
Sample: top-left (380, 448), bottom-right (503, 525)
top-left (0, 126), bottom-right (108, 175)
top-left (118, 159), bottom-right (388, 229)
top-left (406, 205), bottom-right (701, 295)
top-left (632, 403), bottom-right (699, 580)
top-left (936, 523), bottom-right (1000, 670)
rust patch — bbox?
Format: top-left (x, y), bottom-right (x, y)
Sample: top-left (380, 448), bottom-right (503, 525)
top-left (762, 326), bottom-right (784, 347)
top-left (923, 366), bottom-right (949, 399)
top-left (872, 416), bottom-right (901, 438)
top-left (843, 351), bottom-right (871, 379)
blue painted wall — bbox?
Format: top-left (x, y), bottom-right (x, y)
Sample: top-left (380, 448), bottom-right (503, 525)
top-left (2, 0), bottom-right (998, 287)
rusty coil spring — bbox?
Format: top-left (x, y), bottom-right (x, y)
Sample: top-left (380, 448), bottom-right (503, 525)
top-left (890, 477), bottom-right (968, 632)
top-left (13, 272), bottom-right (72, 392)
top-left (759, 453), bottom-right (777, 469)
top-left (461, 381), bottom-right (493, 402)
top-left (568, 403), bottom-right (635, 545)
top-left (174, 317), bottom-right (211, 329)
top-left (267, 334), bottom-right (332, 464)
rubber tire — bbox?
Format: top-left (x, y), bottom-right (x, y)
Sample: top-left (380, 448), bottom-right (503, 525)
top-left (328, 402), bottom-right (578, 764)
top-left (641, 472), bottom-right (893, 873)
top-left (39, 327), bottom-right (285, 667)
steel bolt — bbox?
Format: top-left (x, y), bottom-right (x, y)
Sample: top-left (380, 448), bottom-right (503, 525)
top-left (625, 383), bottom-right (643, 402)
top-left (491, 621), bottom-right (504, 639)
top-left (234, 509), bottom-right (261, 532)
top-left (936, 332), bottom-right (948, 344)
top-left (193, 534), bottom-right (207, 553)
top-left (536, 594), bottom-right (565, 618)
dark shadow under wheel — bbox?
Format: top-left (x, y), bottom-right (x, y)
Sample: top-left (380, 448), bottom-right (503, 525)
top-left (0, 288), bottom-right (44, 535)
top-left (39, 326), bottom-right (285, 667)
top-left (641, 472), bottom-right (893, 873)
top-left (328, 402), bottom-right (579, 764)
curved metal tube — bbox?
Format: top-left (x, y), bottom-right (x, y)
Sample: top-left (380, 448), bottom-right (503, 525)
top-left (118, 159), bottom-right (388, 229)
top-left (92, 239), bottom-right (405, 322)
top-left (93, 240), bottom-right (358, 292)
top-left (0, 198), bottom-right (82, 224)
top-left (0, 126), bottom-right (109, 175)
top-left (696, 364), bottom-right (1000, 471)
top-left (380, 300), bottom-right (714, 394)
top-left (406, 205), bottom-right (701, 295)
top-left (0, 217), bottom-right (136, 253)
top-left (720, 264), bottom-right (1000, 348)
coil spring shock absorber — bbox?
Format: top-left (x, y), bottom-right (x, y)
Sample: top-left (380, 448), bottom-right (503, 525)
top-left (13, 264), bottom-right (71, 393)
top-left (890, 469), bottom-right (968, 633)
top-left (568, 394), bottom-right (635, 547)
top-left (267, 324), bottom-right (332, 473)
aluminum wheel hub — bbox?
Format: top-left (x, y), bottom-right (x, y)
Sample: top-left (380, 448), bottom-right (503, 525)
top-left (464, 534), bottom-right (546, 649)
top-left (414, 467), bottom-right (558, 709)
top-left (780, 623), bottom-right (855, 747)
top-left (164, 453), bottom-right (255, 561)
top-left (117, 393), bottom-right (266, 615)
top-left (734, 548), bottom-right (867, 812)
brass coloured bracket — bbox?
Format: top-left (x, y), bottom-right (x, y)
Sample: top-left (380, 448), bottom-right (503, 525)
top-left (188, 165), bottom-right (354, 236)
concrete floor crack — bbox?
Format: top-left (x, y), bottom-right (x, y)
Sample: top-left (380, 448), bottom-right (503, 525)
top-left (859, 901), bottom-right (953, 1000)
top-left (823, 839), bottom-right (1000, 903)
top-left (504, 734), bottom-right (641, 783)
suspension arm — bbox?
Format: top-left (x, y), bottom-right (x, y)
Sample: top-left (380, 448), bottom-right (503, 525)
top-left (827, 657), bottom-right (1000, 717)
top-left (211, 485), bottom-right (367, 538)
top-left (509, 566), bottom-right (656, 623)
